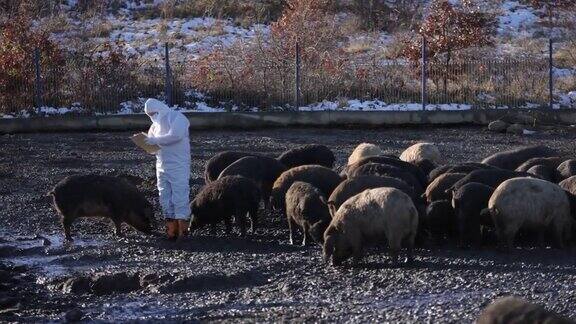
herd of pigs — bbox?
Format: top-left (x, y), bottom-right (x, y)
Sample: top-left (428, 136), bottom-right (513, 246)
top-left (43, 141), bottom-right (576, 321)
top-left (47, 141), bottom-right (576, 267)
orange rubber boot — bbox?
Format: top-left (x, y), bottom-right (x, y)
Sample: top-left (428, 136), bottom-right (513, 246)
top-left (177, 220), bottom-right (189, 239)
top-left (166, 219), bottom-right (178, 240)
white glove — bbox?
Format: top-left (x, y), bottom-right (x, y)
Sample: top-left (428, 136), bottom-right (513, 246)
top-left (145, 137), bottom-right (158, 145)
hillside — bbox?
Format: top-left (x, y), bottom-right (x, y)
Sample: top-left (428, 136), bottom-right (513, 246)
top-left (1, 0), bottom-right (575, 116)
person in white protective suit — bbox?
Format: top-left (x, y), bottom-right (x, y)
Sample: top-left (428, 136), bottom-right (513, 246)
top-left (144, 98), bottom-right (191, 240)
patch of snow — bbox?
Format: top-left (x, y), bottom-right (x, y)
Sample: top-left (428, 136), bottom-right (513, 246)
top-left (48, 15), bottom-right (269, 61)
top-left (498, 1), bottom-right (538, 37)
top-left (554, 67), bottom-right (576, 78)
top-left (193, 102), bottom-right (226, 113)
top-left (299, 100), bottom-right (472, 112)
top-left (523, 129), bottom-right (536, 135)
top-left (558, 91), bottom-right (576, 107)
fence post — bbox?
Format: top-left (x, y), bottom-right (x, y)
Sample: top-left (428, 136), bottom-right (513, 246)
top-left (548, 38), bottom-right (553, 109)
top-left (34, 48), bottom-right (44, 108)
top-left (294, 42), bottom-right (301, 109)
top-left (164, 43), bottom-right (173, 107)
top-left (421, 37), bottom-right (427, 111)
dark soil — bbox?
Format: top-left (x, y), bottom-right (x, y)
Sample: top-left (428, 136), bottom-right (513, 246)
top-left (2, 126), bottom-right (576, 322)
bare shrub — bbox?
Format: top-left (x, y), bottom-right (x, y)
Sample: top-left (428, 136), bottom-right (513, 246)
top-left (0, 0), bottom-right (63, 19)
top-left (186, 0), bottom-right (351, 110)
top-left (0, 15), bottom-right (64, 114)
top-left (336, 0), bottom-right (425, 32)
top-left (52, 44), bottom-right (144, 113)
top-left (136, 0), bottom-right (287, 26)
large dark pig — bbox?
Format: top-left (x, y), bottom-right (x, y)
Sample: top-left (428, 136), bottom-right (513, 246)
top-left (270, 165), bottom-right (342, 214)
top-left (204, 151), bottom-right (261, 183)
top-left (481, 145), bottom-right (557, 170)
top-left (428, 162), bottom-right (497, 182)
top-left (277, 144), bottom-right (335, 169)
top-left (423, 200), bottom-right (457, 244)
top-left (413, 159), bottom-right (437, 179)
top-left (285, 182), bottom-right (332, 246)
top-left (451, 182), bottom-right (494, 248)
top-left (515, 156), bottom-right (564, 172)
top-left (448, 169), bottom-right (533, 193)
top-left (48, 175), bottom-right (154, 241)
top-left (343, 156), bottom-right (427, 187)
top-left (348, 163), bottom-right (423, 194)
top-left (190, 176), bottom-right (260, 236)
top-left (527, 164), bottom-right (560, 183)
top-left (218, 156), bottom-right (286, 207)
top-left (422, 173), bottom-right (466, 203)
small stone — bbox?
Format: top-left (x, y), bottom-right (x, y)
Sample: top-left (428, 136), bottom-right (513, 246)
top-left (65, 308), bottom-right (83, 322)
top-left (488, 120), bottom-right (509, 133)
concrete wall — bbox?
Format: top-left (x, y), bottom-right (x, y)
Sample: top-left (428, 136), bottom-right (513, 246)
top-left (1, 110), bottom-right (575, 134)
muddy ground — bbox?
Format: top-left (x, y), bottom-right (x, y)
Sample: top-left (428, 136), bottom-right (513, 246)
top-left (2, 126), bottom-right (576, 323)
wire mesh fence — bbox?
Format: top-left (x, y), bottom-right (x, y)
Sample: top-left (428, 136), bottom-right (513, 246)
top-left (1, 43), bottom-right (574, 118)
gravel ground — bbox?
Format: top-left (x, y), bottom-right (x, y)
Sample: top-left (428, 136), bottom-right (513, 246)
top-left (2, 126), bottom-right (576, 322)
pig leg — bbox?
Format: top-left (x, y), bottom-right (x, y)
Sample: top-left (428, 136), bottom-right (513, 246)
top-left (502, 227), bottom-right (517, 251)
top-left (262, 187), bottom-right (271, 210)
top-left (470, 217), bottom-right (482, 250)
top-left (352, 248), bottom-right (363, 266)
top-left (552, 221), bottom-right (566, 249)
top-left (288, 218), bottom-right (296, 245)
top-left (302, 223), bottom-right (311, 246)
top-left (248, 206), bottom-right (258, 234)
top-left (495, 222), bottom-right (510, 251)
top-left (237, 212), bottom-right (247, 237)
top-left (405, 232), bottom-right (416, 264)
top-left (388, 234), bottom-right (401, 265)
top-left (113, 220), bottom-right (123, 237)
top-left (457, 213), bottom-right (467, 249)
top-left (224, 217), bottom-right (232, 235)
top-left (62, 217), bottom-right (73, 241)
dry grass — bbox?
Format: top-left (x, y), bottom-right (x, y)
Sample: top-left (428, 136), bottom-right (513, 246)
top-left (86, 19), bottom-right (116, 38)
top-left (555, 40), bottom-right (576, 69)
top-left (344, 39), bottom-right (373, 54)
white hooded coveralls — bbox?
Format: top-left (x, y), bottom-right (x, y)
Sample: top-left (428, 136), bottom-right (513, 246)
top-left (145, 99), bottom-right (191, 220)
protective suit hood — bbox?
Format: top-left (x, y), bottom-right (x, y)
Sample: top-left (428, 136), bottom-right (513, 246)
top-left (145, 98), bottom-right (170, 124)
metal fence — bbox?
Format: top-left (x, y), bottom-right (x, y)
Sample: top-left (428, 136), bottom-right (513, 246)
top-left (2, 40), bottom-right (574, 117)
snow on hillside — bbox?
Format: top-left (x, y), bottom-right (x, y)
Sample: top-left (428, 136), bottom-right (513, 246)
top-left (46, 0), bottom-right (563, 61)
top-left (498, 0), bottom-right (539, 37)
top-left (54, 0), bottom-right (573, 64)
top-left (49, 15), bottom-right (268, 60)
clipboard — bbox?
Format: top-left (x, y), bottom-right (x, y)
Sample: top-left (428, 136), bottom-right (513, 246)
top-left (131, 133), bottom-right (160, 155)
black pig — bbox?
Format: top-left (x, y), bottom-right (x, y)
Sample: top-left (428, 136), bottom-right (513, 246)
top-left (49, 175), bottom-right (154, 241)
